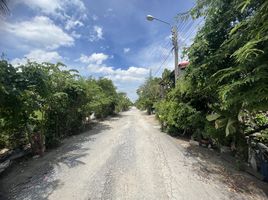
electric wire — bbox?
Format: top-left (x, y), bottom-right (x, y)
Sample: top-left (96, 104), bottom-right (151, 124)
top-left (180, 21), bottom-right (198, 46)
top-left (178, 17), bottom-right (204, 48)
top-left (147, 39), bottom-right (173, 75)
top-left (148, 15), bottom-right (203, 77)
top-left (153, 47), bottom-right (174, 77)
top-left (146, 37), bottom-right (173, 63)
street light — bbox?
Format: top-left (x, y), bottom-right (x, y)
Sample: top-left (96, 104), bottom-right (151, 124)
top-left (146, 14), bottom-right (180, 82)
top-left (146, 15), bottom-right (154, 21)
top-left (146, 15), bottom-right (171, 26)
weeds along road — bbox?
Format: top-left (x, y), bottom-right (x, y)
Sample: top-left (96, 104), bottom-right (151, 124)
top-left (1, 107), bottom-right (268, 200)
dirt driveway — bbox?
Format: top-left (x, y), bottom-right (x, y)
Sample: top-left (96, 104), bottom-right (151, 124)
top-left (0, 108), bottom-right (267, 200)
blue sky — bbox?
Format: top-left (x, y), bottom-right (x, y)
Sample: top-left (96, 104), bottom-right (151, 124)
top-left (0, 0), bottom-right (199, 101)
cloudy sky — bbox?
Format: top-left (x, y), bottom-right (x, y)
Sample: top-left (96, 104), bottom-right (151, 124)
top-left (0, 0), bottom-right (199, 101)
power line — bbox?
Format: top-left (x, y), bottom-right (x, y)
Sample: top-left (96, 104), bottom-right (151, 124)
top-left (176, 19), bottom-right (191, 35)
top-left (146, 37), bottom-right (172, 63)
top-left (174, 17), bottom-right (204, 63)
top-left (183, 18), bottom-right (204, 46)
top-left (176, 16), bottom-right (194, 31)
top-left (153, 47), bottom-right (174, 76)
top-left (149, 18), bottom-right (195, 77)
top-left (180, 20), bottom-right (195, 36)
top-left (157, 40), bottom-right (173, 63)
top-left (147, 39), bottom-right (173, 75)
top-left (178, 20), bottom-right (195, 40)
top-left (180, 22), bottom-right (197, 45)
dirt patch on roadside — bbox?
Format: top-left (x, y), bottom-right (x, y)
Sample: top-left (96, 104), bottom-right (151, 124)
top-left (174, 138), bottom-right (268, 199)
top-left (145, 113), bottom-right (268, 199)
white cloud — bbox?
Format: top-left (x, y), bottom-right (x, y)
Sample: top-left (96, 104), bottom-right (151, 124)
top-left (165, 34), bottom-right (172, 41)
top-left (100, 46), bottom-right (109, 50)
top-left (134, 37), bottom-right (174, 76)
top-left (15, 0), bottom-right (87, 35)
top-left (104, 8), bottom-right (115, 18)
top-left (11, 49), bottom-right (62, 66)
top-left (65, 19), bottom-right (84, 30)
top-left (95, 26), bottom-right (103, 39)
top-left (77, 52), bottom-right (149, 83)
top-left (20, 0), bottom-right (86, 17)
top-left (79, 53), bottom-right (109, 64)
top-left (20, 0), bottom-right (61, 15)
top-left (89, 26), bottom-right (103, 42)
top-left (75, 51), bottom-right (150, 101)
top-left (87, 64), bottom-right (149, 83)
top-left (89, 64), bottom-right (149, 101)
top-left (92, 15), bottom-right (98, 21)
top-left (123, 48), bottom-right (130, 53)
top-left (71, 31), bottom-right (81, 39)
top-left (70, 0), bottom-right (86, 12)
top-left (0, 16), bottom-right (74, 50)
top-left (75, 50), bottom-right (149, 85)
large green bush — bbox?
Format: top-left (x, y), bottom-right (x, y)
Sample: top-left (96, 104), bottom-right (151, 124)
top-left (0, 60), bottom-right (130, 149)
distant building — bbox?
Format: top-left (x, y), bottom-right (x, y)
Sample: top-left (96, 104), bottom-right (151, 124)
top-left (176, 61), bottom-right (189, 79)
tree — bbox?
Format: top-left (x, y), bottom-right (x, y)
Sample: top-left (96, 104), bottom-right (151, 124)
top-left (188, 0), bottom-right (268, 150)
top-left (136, 77), bottom-right (161, 114)
top-left (0, 60), bottom-right (129, 151)
top-left (139, 0), bottom-right (268, 156)
top-left (116, 92), bottom-right (132, 112)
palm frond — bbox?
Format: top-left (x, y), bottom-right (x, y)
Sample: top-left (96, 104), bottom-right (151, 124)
top-left (0, 0), bottom-right (9, 14)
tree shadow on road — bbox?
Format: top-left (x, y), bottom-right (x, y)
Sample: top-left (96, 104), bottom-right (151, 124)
top-left (0, 121), bottom-right (112, 200)
top-left (109, 113), bottom-right (128, 121)
top-left (183, 145), bottom-right (268, 198)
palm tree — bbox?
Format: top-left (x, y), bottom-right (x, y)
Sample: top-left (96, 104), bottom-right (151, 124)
top-left (0, 0), bottom-right (8, 15)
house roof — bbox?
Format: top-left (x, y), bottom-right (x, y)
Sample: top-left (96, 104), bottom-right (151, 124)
top-left (159, 61), bottom-right (190, 85)
top-left (178, 61), bottom-right (190, 69)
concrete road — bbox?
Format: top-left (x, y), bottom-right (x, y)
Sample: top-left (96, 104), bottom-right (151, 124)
top-left (1, 108), bottom-right (268, 200)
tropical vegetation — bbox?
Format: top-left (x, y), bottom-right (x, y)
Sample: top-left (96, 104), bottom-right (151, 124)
top-left (0, 60), bottom-right (132, 151)
top-left (136, 0), bottom-right (268, 158)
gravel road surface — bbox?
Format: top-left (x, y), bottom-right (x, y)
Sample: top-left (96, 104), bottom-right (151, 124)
top-left (0, 107), bottom-right (267, 200)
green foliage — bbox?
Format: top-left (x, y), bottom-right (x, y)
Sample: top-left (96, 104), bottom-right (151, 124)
top-left (0, 0), bottom-right (8, 14)
top-left (115, 92), bottom-right (132, 113)
top-left (135, 77), bottom-right (161, 114)
top-left (243, 111), bottom-right (268, 144)
top-left (85, 78), bottom-right (117, 118)
top-left (137, 0), bottom-right (268, 157)
top-left (155, 79), bottom-right (204, 137)
top-left (159, 69), bottom-right (175, 97)
top-left (188, 0), bottom-right (268, 147)
top-left (0, 60), bottom-right (128, 149)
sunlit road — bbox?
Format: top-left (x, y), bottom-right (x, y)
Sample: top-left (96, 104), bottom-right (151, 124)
top-left (1, 108), bottom-right (267, 200)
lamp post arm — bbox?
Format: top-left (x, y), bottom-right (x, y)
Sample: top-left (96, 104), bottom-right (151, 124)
top-left (153, 18), bottom-right (172, 27)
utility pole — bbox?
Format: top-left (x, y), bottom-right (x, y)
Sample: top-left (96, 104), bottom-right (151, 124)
top-left (146, 15), bottom-right (180, 83)
top-left (172, 26), bottom-right (179, 83)
top-left (149, 68), bottom-right (152, 79)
